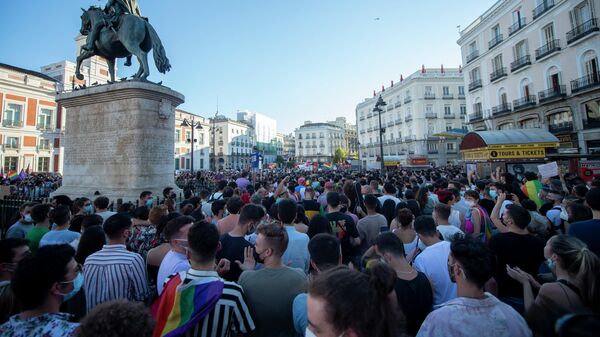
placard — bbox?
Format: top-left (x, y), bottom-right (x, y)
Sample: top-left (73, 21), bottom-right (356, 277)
top-left (537, 161), bottom-right (558, 178)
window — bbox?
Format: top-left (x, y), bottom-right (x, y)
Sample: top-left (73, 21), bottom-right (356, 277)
top-left (447, 143), bottom-right (455, 151)
top-left (174, 158), bottom-right (180, 170)
top-left (3, 103), bottom-right (23, 127)
top-left (521, 119), bottom-right (540, 128)
top-left (175, 129), bottom-right (181, 142)
top-left (5, 137), bottom-right (18, 149)
top-left (39, 139), bottom-right (50, 150)
top-left (543, 23), bottom-right (555, 44)
top-left (443, 86), bottom-right (450, 95)
top-left (37, 157), bottom-right (50, 172)
top-left (426, 105), bottom-right (433, 113)
top-left (37, 108), bottom-right (53, 130)
top-left (444, 106), bottom-right (452, 115)
top-left (515, 40), bottom-right (528, 59)
top-left (469, 68), bottom-right (481, 81)
top-left (458, 86), bottom-right (465, 95)
top-left (492, 24), bottom-right (501, 38)
top-left (428, 143), bottom-right (438, 151)
top-left (585, 99), bottom-right (600, 121)
top-left (469, 41), bottom-right (477, 53)
top-left (584, 54), bottom-right (598, 78)
top-left (446, 125), bottom-right (453, 131)
top-left (492, 54), bottom-right (503, 70)
top-left (185, 131), bottom-right (191, 142)
top-left (572, 1), bottom-right (592, 27)
top-left (460, 105), bottom-right (467, 115)
top-left (425, 86), bottom-right (432, 94)
top-left (4, 157), bottom-right (18, 172)
top-left (198, 133), bottom-right (205, 145)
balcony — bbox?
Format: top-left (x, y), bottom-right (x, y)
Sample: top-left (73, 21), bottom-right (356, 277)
top-left (584, 119), bottom-right (600, 129)
top-left (359, 130), bottom-right (365, 134)
top-left (404, 115), bottom-right (413, 123)
top-left (468, 79), bottom-right (482, 92)
top-left (386, 121), bottom-right (393, 127)
top-left (3, 143), bottom-right (20, 150)
top-left (367, 127), bottom-right (374, 132)
top-left (488, 34), bottom-right (504, 50)
top-left (442, 94), bottom-right (454, 100)
top-left (535, 39), bottom-right (561, 60)
top-left (567, 18), bottom-right (599, 44)
top-left (458, 93), bottom-right (465, 99)
top-left (425, 112), bottom-right (438, 119)
top-left (491, 103), bottom-right (512, 117)
top-left (490, 67), bottom-right (508, 82)
top-left (36, 124), bottom-right (54, 131)
top-left (428, 150), bottom-right (439, 154)
top-left (469, 112), bottom-right (483, 122)
top-left (571, 72), bottom-right (600, 93)
top-left (359, 116), bottom-right (365, 121)
top-left (405, 135), bottom-right (416, 142)
top-left (394, 102), bottom-right (402, 108)
top-left (404, 97), bottom-right (412, 104)
top-left (509, 18), bottom-right (527, 36)
top-left (466, 50), bottom-right (480, 64)
top-left (2, 120), bottom-right (23, 128)
top-left (510, 55), bottom-right (531, 72)
top-left (395, 120), bottom-right (402, 125)
top-left (386, 106), bottom-right (393, 112)
top-left (37, 144), bottom-right (51, 151)
top-left (424, 92), bottom-right (436, 100)
top-left (513, 95), bottom-right (537, 111)
top-left (539, 85), bottom-right (566, 103)
top-left (367, 113), bottom-right (373, 118)
top-left (444, 113), bottom-right (456, 119)
top-left (548, 121), bottom-right (573, 134)
top-left (533, 0), bottom-right (555, 20)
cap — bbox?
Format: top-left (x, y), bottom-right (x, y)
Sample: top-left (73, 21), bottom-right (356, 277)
top-left (298, 177), bottom-right (306, 185)
top-left (325, 181), bottom-right (334, 189)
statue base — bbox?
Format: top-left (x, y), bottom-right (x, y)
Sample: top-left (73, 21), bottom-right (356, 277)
top-left (51, 81), bottom-right (184, 203)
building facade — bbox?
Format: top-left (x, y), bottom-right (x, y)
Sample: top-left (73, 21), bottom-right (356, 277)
top-left (237, 110), bottom-right (278, 163)
top-left (328, 117), bottom-right (359, 157)
top-left (283, 133), bottom-right (296, 159)
top-left (356, 68), bottom-right (467, 168)
top-left (295, 121), bottom-right (345, 163)
top-left (175, 109), bottom-right (210, 171)
top-left (458, 0), bottom-right (600, 156)
top-left (0, 64), bottom-right (62, 174)
top-left (210, 115), bottom-right (255, 170)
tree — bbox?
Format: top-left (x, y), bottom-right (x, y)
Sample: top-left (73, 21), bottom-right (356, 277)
top-left (332, 147), bottom-right (348, 164)
top-left (275, 155), bottom-right (285, 167)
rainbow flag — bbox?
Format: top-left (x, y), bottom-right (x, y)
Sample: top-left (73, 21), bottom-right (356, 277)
top-left (523, 180), bottom-right (543, 209)
top-left (152, 271), bottom-right (224, 337)
top-left (8, 171), bottom-right (18, 182)
top-left (322, 163), bottom-right (332, 169)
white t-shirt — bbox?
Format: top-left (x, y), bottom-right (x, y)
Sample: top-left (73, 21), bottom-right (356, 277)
top-left (449, 209), bottom-right (461, 228)
top-left (378, 195), bottom-right (401, 206)
top-left (95, 211), bottom-right (117, 224)
top-left (413, 240), bottom-right (457, 305)
top-left (436, 225), bottom-right (464, 242)
top-left (157, 250), bottom-right (190, 295)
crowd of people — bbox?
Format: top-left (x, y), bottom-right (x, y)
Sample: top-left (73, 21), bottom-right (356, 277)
top-left (0, 165), bottom-right (599, 337)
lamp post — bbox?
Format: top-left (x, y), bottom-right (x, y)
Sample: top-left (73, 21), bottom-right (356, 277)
top-left (210, 111), bottom-right (224, 171)
top-left (373, 95), bottom-right (387, 173)
top-left (180, 117), bottom-right (203, 173)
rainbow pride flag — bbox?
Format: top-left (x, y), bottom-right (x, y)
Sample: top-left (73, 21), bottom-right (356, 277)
top-left (152, 271), bottom-right (224, 337)
top-left (8, 171), bottom-right (18, 182)
top-left (523, 180), bottom-right (543, 209)
top-left (322, 163), bottom-right (332, 169)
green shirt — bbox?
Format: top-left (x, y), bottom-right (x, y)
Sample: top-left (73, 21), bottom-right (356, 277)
top-left (26, 227), bottom-right (50, 252)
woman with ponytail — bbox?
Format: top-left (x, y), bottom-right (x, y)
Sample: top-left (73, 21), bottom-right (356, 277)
top-left (307, 264), bottom-right (403, 337)
top-left (507, 235), bottom-right (600, 336)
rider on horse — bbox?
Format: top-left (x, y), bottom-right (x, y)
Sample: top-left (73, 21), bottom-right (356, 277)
top-left (82, 0), bottom-right (143, 66)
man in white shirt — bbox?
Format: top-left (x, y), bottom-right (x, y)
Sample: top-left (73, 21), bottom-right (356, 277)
top-left (156, 216), bottom-right (194, 295)
top-left (378, 183), bottom-right (401, 206)
top-left (93, 196), bottom-right (116, 223)
top-left (433, 204), bottom-right (464, 242)
top-left (279, 199), bottom-right (310, 273)
top-left (413, 215), bottom-right (457, 306)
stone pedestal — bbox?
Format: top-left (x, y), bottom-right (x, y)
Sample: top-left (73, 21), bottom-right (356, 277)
top-left (51, 81), bottom-right (184, 202)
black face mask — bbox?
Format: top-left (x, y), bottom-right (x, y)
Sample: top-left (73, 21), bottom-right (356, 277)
top-left (253, 248), bottom-right (266, 264)
top-left (340, 206), bottom-right (348, 213)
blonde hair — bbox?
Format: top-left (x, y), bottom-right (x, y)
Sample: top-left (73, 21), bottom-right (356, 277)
top-left (148, 205), bottom-right (168, 225)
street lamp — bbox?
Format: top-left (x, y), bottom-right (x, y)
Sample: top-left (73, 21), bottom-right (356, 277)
top-left (180, 117), bottom-right (203, 173)
top-left (209, 111), bottom-right (224, 171)
top-left (373, 95), bottom-right (387, 173)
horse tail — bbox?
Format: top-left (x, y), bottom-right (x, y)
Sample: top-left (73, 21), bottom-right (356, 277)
top-left (145, 21), bottom-right (171, 74)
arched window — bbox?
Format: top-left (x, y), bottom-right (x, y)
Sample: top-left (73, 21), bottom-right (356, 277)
top-left (545, 66), bottom-right (561, 90)
top-left (497, 87), bottom-right (508, 105)
top-left (581, 49), bottom-right (598, 79)
top-left (519, 78), bottom-right (532, 97)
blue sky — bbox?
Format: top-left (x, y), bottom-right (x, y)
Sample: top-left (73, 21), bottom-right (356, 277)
top-left (0, 0), bottom-right (495, 133)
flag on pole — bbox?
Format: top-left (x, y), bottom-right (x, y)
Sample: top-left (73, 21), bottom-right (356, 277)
top-left (400, 74), bottom-right (403, 82)
top-left (18, 169), bottom-right (28, 180)
top-left (441, 64), bottom-right (444, 73)
top-left (422, 65), bottom-right (425, 73)
top-left (8, 171), bottom-right (18, 182)
top-left (390, 80), bottom-right (394, 87)
top-left (26, 164), bottom-right (31, 174)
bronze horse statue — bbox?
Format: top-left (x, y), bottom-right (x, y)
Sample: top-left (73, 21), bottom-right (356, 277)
top-left (76, 6), bottom-right (171, 82)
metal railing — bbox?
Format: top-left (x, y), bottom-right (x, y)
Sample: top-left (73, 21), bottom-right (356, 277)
top-left (548, 122), bottom-right (573, 133)
top-left (466, 50), bottom-right (480, 64)
top-left (3, 143), bottom-right (20, 149)
top-left (492, 103), bottom-right (512, 116)
top-left (458, 93), bottom-right (465, 99)
top-left (509, 17), bottom-right (527, 36)
top-left (405, 115), bottom-right (413, 122)
top-left (490, 67), bottom-right (507, 82)
top-left (442, 94), bottom-right (454, 99)
top-left (571, 72), bottom-right (600, 93)
top-left (36, 144), bottom-right (51, 151)
top-left (468, 79), bottom-right (482, 92)
top-left (513, 95), bottom-right (537, 110)
top-left (394, 102), bottom-right (401, 108)
top-left (36, 124), bottom-right (54, 131)
top-left (488, 34), bottom-right (504, 50)
top-left (535, 39), bottom-right (561, 60)
top-left (533, 0), bottom-right (555, 20)
top-left (469, 112), bottom-right (483, 122)
top-left (424, 92), bottom-right (436, 100)
top-left (539, 85), bottom-right (566, 103)
top-left (567, 18), bottom-right (599, 44)
top-left (404, 97), bottom-right (412, 104)
top-left (444, 113), bottom-right (456, 119)
top-left (425, 112), bottom-right (438, 119)
top-left (511, 55), bottom-right (531, 72)
top-left (2, 120), bottom-right (23, 128)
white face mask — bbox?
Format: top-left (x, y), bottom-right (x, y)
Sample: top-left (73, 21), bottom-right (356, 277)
top-left (305, 328), bottom-right (317, 337)
top-left (465, 200), bottom-right (475, 207)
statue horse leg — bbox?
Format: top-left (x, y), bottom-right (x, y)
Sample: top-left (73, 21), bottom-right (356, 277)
top-left (118, 18), bottom-right (150, 80)
top-left (106, 58), bottom-right (116, 83)
top-left (75, 48), bottom-right (95, 81)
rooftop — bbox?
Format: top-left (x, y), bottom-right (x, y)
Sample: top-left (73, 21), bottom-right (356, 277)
top-left (0, 62), bottom-right (58, 83)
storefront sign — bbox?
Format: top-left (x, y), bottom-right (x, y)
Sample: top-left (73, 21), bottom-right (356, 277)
top-left (462, 147), bottom-right (547, 161)
top-left (580, 160), bottom-right (600, 182)
top-left (409, 157), bottom-right (428, 165)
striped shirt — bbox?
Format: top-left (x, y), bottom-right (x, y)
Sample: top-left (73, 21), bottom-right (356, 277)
top-left (163, 269), bottom-right (255, 337)
top-left (83, 244), bottom-right (149, 313)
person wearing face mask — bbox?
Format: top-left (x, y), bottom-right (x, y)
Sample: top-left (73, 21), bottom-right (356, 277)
top-left (83, 214), bottom-right (149, 313)
top-left (39, 206), bottom-right (80, 247)
top-left (0, 244), bottom-right (80, 336)
top-left (156, 216), bottom-right (195, 295)
top-left (217, 204), bottom-right (264, 282)
top-left (0, 238), bottom-right (30, 324)
top-left (488, 204), bottom-right (545, 314)
top-left (6, 202), bottom-right (38, 239)
top-left (238, 221), bottom-right (308, 337)
top-left (68, 197), bottom-right (93, 234)
top-left (417, 237), bottom-right (531, 337)
top-left (463, 190), bottom-right (493, 242)
top-left (138, 191), bottom-right (154, 208)
top-left (506, 235), bottom-right (600, 337)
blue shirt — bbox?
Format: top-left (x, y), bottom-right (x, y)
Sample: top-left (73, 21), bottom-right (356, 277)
top-left (39, 229), bottom-right (80, 247)
top-left (568, 219), bottom-right (600, 257)
top-left (281, 225), bottom-right (310, 273)
top-left (292, 293), bottom-right (308, 335)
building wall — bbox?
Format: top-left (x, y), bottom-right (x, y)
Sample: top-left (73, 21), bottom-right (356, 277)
top-left (210, 117), bottom-right (255, 170)
top-left (0, 65), bottom-right (60, 174)
top-left (295, 122), bottom-right (345, 163)
top-left (174, 109), bottom-right (210, 171)
top-left (356, 68), bottom-right (466, 167)
top-left (458, 0), bottom-right (600, 155)
top-left (237, 110), bottom-right (277, 163)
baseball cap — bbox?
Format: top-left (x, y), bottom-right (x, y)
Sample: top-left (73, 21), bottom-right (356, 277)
top-left (325, 181), bottom-right (334, 189)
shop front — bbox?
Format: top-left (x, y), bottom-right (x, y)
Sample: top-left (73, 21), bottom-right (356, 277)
top-left (460, 129), bottom-right (560, 179)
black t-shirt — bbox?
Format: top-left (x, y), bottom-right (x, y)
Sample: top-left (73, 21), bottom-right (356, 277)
top-left (479, 199), bottom-right (495, 217)
top-left (394, 272), bottom-right (433, 336)
top-left (69, 214), bottom-right (85, 233)
top-left (324, 212), bottom-right (359, 264)
top-left (262, 196), bottom-right (276, 215)
top-left (489, 232), bottom-right (545, 298)
top-left (189, 208), bottom-right (205, 221)
top-left (216, 233), bottom-right (253, 282)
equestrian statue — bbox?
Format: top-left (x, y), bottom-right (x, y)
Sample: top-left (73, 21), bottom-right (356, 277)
top-left (76, 0), bottom-right (171, 83)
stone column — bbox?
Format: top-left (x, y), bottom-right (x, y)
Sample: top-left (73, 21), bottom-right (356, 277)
top-left (51, 81), bottom-right (184, 203)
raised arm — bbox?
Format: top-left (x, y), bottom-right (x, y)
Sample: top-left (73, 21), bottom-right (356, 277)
top-left (491, 193), bottom-right (509, 233)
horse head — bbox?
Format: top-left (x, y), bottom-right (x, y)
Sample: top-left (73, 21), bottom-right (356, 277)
top-left (79, 6), bottom-right (101, 36)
